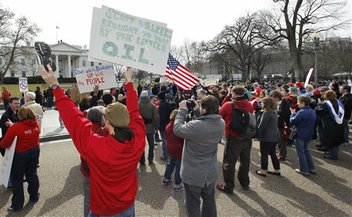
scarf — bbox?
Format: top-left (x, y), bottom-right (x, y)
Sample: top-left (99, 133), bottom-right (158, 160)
top-left (325, 100), bottom-right (345, 124)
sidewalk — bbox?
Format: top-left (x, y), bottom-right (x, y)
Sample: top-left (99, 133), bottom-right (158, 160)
top-left (0, 108), bottom-right (70, 142)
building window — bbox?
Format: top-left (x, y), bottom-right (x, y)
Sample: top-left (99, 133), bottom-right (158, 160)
top-left (0, 58), bottom-right (2, 65)
top-left (32, 58), bottom-right (36, 65)
top-left (22, 71), bottom-right (26, 77)
top-left (90, 61), bottom-right (94, 66)
top-left (21, 58), bottom-right (25, 65)
top-left (82, 60), bottom-right (86, 67)
top-left (99, 62), bottom-right (102, 65)
top-left (10, 71), bottom-right (15, 77)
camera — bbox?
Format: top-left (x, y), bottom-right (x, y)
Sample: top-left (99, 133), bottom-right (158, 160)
top-left (186, 99), bottom-right (196, 111)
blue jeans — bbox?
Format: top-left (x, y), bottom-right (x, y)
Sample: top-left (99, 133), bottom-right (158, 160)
top-left (88, 204), bottom-right (134, 217)
top-left (294, 138), bottom-right (315, 172)
top-left (160, 130), bottom-right (169, 161)
top-left (183, 182), bottom-right (217, 217)
top-left (164, 159), bottom-right (182, 185)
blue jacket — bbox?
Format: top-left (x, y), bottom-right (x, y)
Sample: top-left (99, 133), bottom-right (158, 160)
top-left (290, 106), bottom-right (316, 140)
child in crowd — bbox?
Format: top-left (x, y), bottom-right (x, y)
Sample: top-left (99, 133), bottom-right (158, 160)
top-left (162, 109), bottom-right (184, 190)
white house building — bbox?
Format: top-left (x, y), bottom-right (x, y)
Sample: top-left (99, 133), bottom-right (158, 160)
top-left (2, 41), bottom-right (102, 78)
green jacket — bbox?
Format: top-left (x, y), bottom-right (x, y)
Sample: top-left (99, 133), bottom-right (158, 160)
top-left (138, 96), bottom-right (159, 134)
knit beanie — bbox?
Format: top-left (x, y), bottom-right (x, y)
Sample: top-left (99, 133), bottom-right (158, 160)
top-left (105, 102), bottom-right (130, 127)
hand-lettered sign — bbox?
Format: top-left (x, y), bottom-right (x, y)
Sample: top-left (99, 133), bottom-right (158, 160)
top-left (89, 5), bottom-right (173, 75)
top-left (73, 65), bottom-right (118, 93)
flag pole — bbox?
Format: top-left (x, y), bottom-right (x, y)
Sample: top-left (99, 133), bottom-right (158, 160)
top-left (56, 26), bottom-right (59, 42)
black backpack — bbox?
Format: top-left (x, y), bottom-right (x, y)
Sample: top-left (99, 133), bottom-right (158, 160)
top-left (230, 103), bottom-right (257, 138)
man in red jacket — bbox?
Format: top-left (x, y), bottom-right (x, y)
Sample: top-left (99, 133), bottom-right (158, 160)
top-left (39, 65), bottom-right (146, 217)
top-left (216, 86), bottom-right (254, 194)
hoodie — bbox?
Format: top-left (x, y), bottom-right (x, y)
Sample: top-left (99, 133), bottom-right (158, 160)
top-left (0, 119), bottom-right (40, 153)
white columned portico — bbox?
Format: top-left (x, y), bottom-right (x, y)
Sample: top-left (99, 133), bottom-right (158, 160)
top-left (67, 55), bottom-right (71, 78)
top-left (55, 55), bottom-right (59, 77)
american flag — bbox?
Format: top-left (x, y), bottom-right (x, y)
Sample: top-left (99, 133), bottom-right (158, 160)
top-left (165, 53), bottom-right (199, 90)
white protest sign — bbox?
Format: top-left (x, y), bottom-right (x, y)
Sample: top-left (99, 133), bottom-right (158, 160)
top-left (1, 137), bottom-right (17, 188)
top-left (89, 5), bottom-right (172, 74)
top-left (304, 68), bottom-right (314, 87)
top-left (201, 78), bottom-right (218, 87)
top-left (73, 65), bottom-right (118, 93)
top-left (19, 77), bottom-right (28, 92)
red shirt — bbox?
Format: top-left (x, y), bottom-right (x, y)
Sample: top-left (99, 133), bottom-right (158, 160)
top-left (54, 82), bottom-right (146, 215)
top-left (220, 99), bottom-right (254, 139)
top-left (165, 120), bottom-right (184, 160)
top-left (0, 119), bottom-right (40, 153)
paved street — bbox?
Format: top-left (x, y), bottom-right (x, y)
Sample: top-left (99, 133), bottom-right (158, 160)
top-left (0, 136), bottom-right (351, 217)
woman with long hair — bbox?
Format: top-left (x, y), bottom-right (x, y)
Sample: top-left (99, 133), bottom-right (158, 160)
top-left (0, 107), bottom-right (41, 212)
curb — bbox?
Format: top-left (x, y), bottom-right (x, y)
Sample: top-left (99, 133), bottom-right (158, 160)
top-left (40, 134), bottom-right (71, 143)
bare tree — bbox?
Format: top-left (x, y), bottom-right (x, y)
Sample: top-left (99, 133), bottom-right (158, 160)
top-left (0, 5), bottom-right (40, 83)
top-left (268, 0), bottom-right (349, 81)
top-left (204, 12), bottom-right (280, 81)
top-left (251, 48), bottom-right (273, 79)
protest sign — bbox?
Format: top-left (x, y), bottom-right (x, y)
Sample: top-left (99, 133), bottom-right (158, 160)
top-left (1, 137), bottom-right (17, 188)
top-left (19, 77), bottom-right (28, 92)
top-left (89, 5), bottom-right (172, 74)
top-left (73, 65), bottom-right (118, 93)
top-left (304, 68), bottom-right (314, 87)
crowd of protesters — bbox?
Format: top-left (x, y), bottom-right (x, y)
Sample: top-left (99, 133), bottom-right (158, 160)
top-left (1, 67), bottom-right (351, 217)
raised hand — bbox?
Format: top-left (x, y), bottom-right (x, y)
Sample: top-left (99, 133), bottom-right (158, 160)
top-left (124, 67), bottom-right (132, 84)
top-left (39, 65), bottom-right (59, 87)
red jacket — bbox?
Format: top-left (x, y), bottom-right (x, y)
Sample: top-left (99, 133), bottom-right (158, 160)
top-left (0, 119), bottom-right (40, 153)
top-left (54, 82), bottom-right (146, 215)
top-left (220, 99), bottom-right (254, 139)
top-left (165, 120), bottom-right (184, 160)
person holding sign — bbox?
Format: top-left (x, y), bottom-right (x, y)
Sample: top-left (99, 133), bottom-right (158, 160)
top-left (0, 107), bottom-right (41, 212)
top-left (39, 64), bottom-right (146, 217)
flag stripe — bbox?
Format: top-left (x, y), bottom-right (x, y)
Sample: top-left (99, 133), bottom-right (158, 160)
top-left (165, 53), bottom-right (199, 90)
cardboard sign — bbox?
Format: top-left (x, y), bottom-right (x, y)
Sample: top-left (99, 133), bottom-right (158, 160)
top-left (304, 68), bottom-right (314, 87)
top-left (73, 65), bottom-right (118, 93)
top-left (1, 137), bottom-right (17, 188)
top-left (88, 5), bottom-right (173, 74)
top-left (19, 77), bottom-right (29, 92)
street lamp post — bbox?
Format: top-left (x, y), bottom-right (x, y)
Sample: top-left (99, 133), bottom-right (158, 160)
top-left (313, 33), bottom-right (321, 85)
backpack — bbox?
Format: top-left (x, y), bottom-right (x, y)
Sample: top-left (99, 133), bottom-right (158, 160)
top-left (230, 103), bottom-right (257, 138)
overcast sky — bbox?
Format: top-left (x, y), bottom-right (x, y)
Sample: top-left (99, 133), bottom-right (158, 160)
top-left (1, 0), bottom-right (351, 48)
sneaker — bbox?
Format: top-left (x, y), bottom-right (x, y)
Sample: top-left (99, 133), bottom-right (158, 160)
top-left (174, 183), bottom-right (183, 191)
top-left (295, 169), bottom-right (309, 176)
top-left (34, 41), bottom-right (56, 72)
top-left (216, 183), bottom-right (233, 195)
top-left (7, 204), bottom-right (21, 212)
top-left (162, 178), bottom-right (172, 186)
